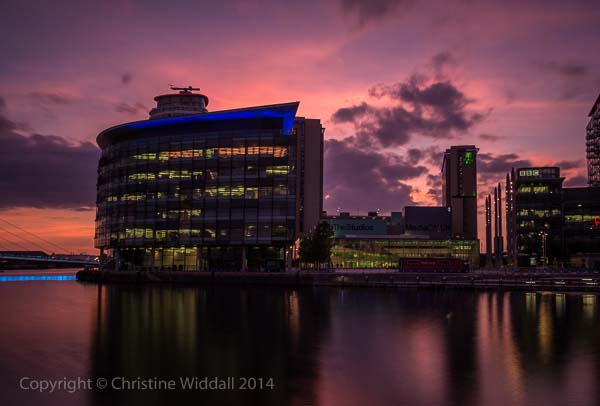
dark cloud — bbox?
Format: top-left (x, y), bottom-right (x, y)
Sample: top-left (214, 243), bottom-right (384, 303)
top-left (0, 108), bottom-right (99, 209)
top-left (340, 0), bottom-right (414, 27)
top-left (554, 159), bottom-right (583, 170)
top-left (478, 133), bottom-right (505, 142)
top-left (540, 61), bottom-right (589, 78)
top-left (478, 152), bottom-right (531, 174)
top-left (324, 137), bottom-right (425, 213)
top-left (121, 72), bottom-right (133, 84)
top-left (0, 96), bottom-right (5, 110)
top-left (563, 175), bottom-right (587, 187)
top-left (333, 76), bottom-right (483, 147)
top-left (422, 146), bottom-right (444, 167)
top-left (115, 102), bottom-right (147, 115)
top-left (407, 148), bottom-right (422, 164)
top-left (331, 102), bottom-right (372, 123)
top-left (29, 91), bottom-right (78, 105)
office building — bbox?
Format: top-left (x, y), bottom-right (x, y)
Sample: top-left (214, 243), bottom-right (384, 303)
top-left (294, 117), bottom-right (324, 235)
top-left (587, 93), bottom-right (600, 187)
top-left (512, 167), bottom-right (564, 266)
top-left (442, 145), bottom-right (479, 240)
top-left (505, 167), bottom-right (600, 268)
top-left (562, 187), bottom-right (600, 267)
top-left (94, 87), bottom-right (323, 271)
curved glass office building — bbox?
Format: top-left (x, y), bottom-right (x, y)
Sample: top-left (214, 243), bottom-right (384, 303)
top-left (95, 89), bottom-right (323, 271)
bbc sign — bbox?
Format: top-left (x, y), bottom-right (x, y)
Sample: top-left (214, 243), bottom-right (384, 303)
top-left (517, 167), bottom-right (560, 179)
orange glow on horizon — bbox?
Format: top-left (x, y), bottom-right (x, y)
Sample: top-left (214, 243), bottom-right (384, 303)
top-left (0, 208), bottom-right (96, 254)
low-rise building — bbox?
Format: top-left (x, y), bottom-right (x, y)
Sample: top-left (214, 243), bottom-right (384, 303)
top-left (322, 210), bottom-right (479, 269)
top-left (562, 187), bottom-right (600, 267)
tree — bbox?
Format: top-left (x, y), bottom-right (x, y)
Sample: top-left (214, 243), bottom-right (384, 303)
top-left (299, 236), bottom-right (314, 268)
top-left (299, 222), bottom-right (334, 270)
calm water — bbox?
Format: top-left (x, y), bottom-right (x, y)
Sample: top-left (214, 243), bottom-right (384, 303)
top-left (1, 275), bottom-right (600, 406)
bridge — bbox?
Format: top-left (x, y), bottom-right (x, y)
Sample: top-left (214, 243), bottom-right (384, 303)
top-left (0, 253), bottom-right (98, 266)
top-left (0, 217), bottom-right (98, 268)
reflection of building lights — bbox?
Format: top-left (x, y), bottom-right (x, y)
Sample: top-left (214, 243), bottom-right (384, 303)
top-left (538, 296), bottom-right (552, 361)
top-left (477, 292), bottom-right (526, 403)
top-left (555, 294), bottom-right (565, 317)
top-left (0, 275), bottom-right (76, 282)
top-left (583, 295), bottom-right (596, 305)
top-left (583, 295), bottom-right (594, 301)
top-left (288, 291), bottom-right (300, 343)
top-left (583, 295), bottom-right (596, 319)
top-left (526, 292), bottom-right (537, 315)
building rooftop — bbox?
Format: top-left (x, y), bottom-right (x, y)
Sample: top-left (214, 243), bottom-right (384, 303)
top-left (97, 101), bottom-right (300, 148)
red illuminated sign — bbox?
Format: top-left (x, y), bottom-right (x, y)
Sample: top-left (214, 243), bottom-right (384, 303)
top-left (594, 217), bottom-right (600, 228)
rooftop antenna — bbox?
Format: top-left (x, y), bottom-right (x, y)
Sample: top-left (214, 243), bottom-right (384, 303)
top-left (169, 85), bottom-right (200, 94)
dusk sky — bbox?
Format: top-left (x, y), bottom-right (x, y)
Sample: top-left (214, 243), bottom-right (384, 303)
top-left (1, 0), bottom-right (599, 253)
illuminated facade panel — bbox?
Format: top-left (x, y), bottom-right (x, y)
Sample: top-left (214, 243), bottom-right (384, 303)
top-left (322, 213), bottom-right (478, 269)
top-left (330, 238), bottom-right (479, 269)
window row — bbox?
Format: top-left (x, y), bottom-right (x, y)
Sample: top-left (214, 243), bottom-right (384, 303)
top-left (99, 185), bottom-right (293, 202)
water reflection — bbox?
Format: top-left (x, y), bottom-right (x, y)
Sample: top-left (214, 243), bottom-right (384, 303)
top-left (1, 282), bottom-right (600, 406)
top-left (90, 285), bottom-right (329, 406)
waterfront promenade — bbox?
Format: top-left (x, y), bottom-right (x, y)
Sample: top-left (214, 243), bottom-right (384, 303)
top-left (77, 269), bottom-right (600, 292)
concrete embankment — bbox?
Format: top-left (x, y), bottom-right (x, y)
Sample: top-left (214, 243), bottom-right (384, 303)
top-left (76, 269), bottom-right (600, 292)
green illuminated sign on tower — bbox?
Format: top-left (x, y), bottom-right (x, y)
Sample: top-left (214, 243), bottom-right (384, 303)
top-left (464, 151), bottom-right (474, 165)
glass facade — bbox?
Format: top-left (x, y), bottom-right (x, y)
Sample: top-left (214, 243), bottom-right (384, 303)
top-left (514, 168), bottom-right (564, 266)
top-left (95, 103), bottom-right (301, 271)
top-left (508, 169), bottom-right (600, 267)
top-left (586, 93), bottom-right (600, 187)
top-left (562, 187), bottom-right (600, 259)
top-left (330, 238), bottom-right (479, 269)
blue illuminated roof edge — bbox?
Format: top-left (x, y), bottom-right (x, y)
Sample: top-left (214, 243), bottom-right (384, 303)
top-left (120, 101), bottom-right (298, 133)
top-left (129, 101), bottom-right (299, 134)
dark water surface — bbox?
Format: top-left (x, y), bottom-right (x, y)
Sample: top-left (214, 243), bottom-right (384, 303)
top-left (1, 278), bottom-right (600, 406)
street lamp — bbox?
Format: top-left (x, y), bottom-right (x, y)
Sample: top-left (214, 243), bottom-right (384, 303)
top-left (538, 231), bottom-right (548, 266)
